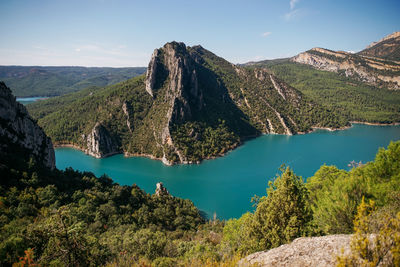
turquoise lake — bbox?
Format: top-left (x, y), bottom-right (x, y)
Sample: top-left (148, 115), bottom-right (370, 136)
top-left (55, 124), bottom-right (400, 220)
top-left (17, 96), bottom-right (49, 105)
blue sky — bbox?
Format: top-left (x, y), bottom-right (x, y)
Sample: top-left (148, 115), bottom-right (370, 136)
top-left (0, 0), bottom-right (399, 67)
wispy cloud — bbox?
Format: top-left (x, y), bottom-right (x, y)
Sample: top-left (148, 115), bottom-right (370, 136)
top-left (290, 0), bottom-right (299, 10)
top-left (261, 32), bottom-right (272, 37)
top-left (284, 8), bottom-right (305, 21)
top-left (74, 44), bottom-right (128, 56)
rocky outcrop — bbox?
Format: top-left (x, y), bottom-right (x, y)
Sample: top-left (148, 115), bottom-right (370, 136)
top-left (145, 49), bottom-right (160, 97)
top-left (239, 235), bottom-right (352, 267)
top-left (85, 122), bottom-right (119, 158)
top-left (155, 182), bottom-right (169, 196)
top-left (122, 101), bottom-right (133, 132)
top-left (292, 47), bottom-right (400, 90)
top-left (359, 31), bottom-right (400, 61)
top-left (0, 82), bottom-right (55, 169)
top-left (270, 74), bottom-right (286, 100)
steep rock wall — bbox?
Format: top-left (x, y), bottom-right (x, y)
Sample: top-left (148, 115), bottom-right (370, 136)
top-left (85, 122), bottom-right (119, 158)
top-left (0, 82), bottom-right (55, 169)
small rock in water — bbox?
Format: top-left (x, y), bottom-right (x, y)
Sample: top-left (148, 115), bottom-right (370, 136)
top-left (155, 182), bottom-right (169, 196)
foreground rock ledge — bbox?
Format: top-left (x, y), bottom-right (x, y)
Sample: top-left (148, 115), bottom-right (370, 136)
top-left (239, 234), bottom-right (352, 267)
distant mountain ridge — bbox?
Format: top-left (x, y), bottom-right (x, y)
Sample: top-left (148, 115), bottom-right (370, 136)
top-left (0, 65), bottom-right (146, 97)
top-left (358, 31), bottom-right (400, 60)
top-left (292, 47), bottom-right (400, 90)
top-left (242, 31), bottom-right (400, 90)
top-left (241, 32), bottom-right (400, 124)
top-left (27, 42), bottom-right (345, 165)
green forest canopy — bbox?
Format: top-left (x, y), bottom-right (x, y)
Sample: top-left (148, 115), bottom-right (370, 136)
top-left (1, 140), bottom-right (399, 266)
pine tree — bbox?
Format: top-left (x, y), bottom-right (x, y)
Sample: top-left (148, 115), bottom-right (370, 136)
top-left (250, 166), bottom-right (313, 250)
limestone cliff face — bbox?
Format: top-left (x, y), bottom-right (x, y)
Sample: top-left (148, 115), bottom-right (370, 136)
top-left (239, 235), bottom-right (352, 267)
top-left (145, 42), bottom-right (204, 164)
top-left (0, 82), bottom-right (55, 169)
top-left (292, 47), bottom-right (400, 90)
top-left (145, 42), bottom-right (204, 121)
top-left (85, 122), bottom-right (119, 158)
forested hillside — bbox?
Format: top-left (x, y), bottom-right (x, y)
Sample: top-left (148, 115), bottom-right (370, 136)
top-left (263, 62), bottom-right (400, 123)
top-left (2, 140), bottom-right (399, 266)
top-left (2, 80), bottom-right (399, 265)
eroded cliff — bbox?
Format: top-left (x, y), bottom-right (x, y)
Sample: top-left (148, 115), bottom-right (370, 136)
top-left (0, 82), bottom-right (55, 169)
top-left (292, 47), bottom-right (400, 90)
top-left (85, 122), bottom-right (119, 158)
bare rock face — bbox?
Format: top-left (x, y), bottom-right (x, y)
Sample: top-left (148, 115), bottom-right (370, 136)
top-left (155, 182), bottom-right (169, 196)
top-left (122, 101), bottom-right (133, 132)
top-left (292, 47), bottom-right (400, 90)
top-left (359, 31), bottom-right (400, 60)
top-left (144, 42), bottom-right (205, 165)
top-left (86, 122), bottom-right (119, 158)
top-left (239, 235), bottom-right (352, 267)
top-left (0, 82), bottom-right (55, 169)
top-left (145, 49), bottom-right (160, 97)
top-left (145, 42), bottom-right (204, 121)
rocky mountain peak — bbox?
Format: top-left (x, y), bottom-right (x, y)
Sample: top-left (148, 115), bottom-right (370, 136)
top-left (144, 41), bottom-right (204, 123)
top-left (0, 82), bottom-right (55, 169)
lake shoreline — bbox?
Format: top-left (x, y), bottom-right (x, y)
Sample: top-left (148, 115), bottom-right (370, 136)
top-left (349, 121), bottom-right (400, 126)
top-left (54, 121), bottom-right (399, 165)
top-left (54, 143), bottom-right (83, 150)
top-left (55, 143), bottom-right (238, 166)
top-left (16, 96), bottom-right (50, 101)
top-left (306, 121), bottom-right (400, 134)
top-left (55, 124), bottom-right (400, 219)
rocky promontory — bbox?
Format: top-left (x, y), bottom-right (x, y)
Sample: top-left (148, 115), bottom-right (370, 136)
top-left (28, 41), bottom-right (348, 165)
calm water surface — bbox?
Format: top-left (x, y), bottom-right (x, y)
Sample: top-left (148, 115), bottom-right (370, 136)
top-left (17, 97), bottom-right (48, 105)
top-left (56, 124), bottom-right (400, 219)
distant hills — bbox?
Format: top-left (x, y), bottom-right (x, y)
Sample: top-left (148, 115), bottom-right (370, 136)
top-left (27, 42), bottom-right (346, 164)
top-left (0, 66), bottom-right (146, 97)
top-left (246, 31), bottom-right (400, 90)
top-left (244, 31), bottom-right (400, 124)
